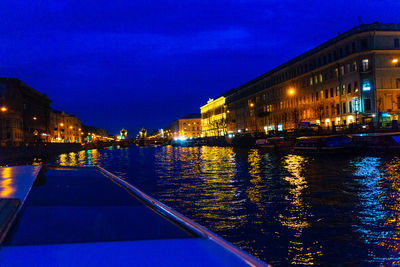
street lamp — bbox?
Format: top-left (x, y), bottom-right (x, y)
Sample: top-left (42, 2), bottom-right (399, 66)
top-left (1, 106), bottom-right (7, 112)
top-left (392, 58), bottom-right (399, 64)
top-left (33, 116), bottom-right (37, 120)
top-left (287, 87), bottom-right (297, 129)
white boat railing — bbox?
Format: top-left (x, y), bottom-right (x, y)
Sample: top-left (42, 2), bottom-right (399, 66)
top-left (96, 165), bottom-right (269, 267)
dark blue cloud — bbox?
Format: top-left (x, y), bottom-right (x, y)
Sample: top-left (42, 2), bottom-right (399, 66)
top-left (0, 0), bottom-right (398, 135)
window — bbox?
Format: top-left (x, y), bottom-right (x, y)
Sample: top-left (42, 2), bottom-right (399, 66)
top-left (395, 39), bottom-right (400, 48)
top-left (342, 102), bottom-right (346, 114)
top-left (336, 104), bottom-right (340, 115)
top-left (347, 83), bottom-right (352, 93)
top-left (398, 96), bottom-right (400, 109)
top-left (314, 76), bottom-right (318, 84)
top-left (352, 61), bottom-right (357, 71)
top-left (397, 78), bottom-right (400, 88)
top-left (330, 88), bottom-right (334, 97)
top-left (345, 45), bottom-right (349, 55)
top-left (352, 42), bottom-right (356, 52)
top-left (316, 92), bottom-right (319, 101)
top-left (342, 84), bottom-right (346, 95)
top-left (324, 89), bottom-right (328, 98)
top-left (335, 68), bottom-right (339, 77)
top-left (348, 101), bottom-right (352, 113)
top-left (362, 59), bottom-right (369, 71)
top-left (364, 99), bottom-right (371, 112)
top-left (354, 81), bottom-right (359, 92)
top-left (310, 77), bottom-right (313, 85)
top-left (336, 86), bottom-right (340, 96)
top-left (361, 39), bottom-right (368, 50)
top-left (340, 66), bottom-right (345, 76)
top-left (319, 74), bottom-right (323, 82)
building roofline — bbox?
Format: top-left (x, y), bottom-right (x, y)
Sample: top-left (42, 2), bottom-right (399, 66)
top-left (228, 22), bottom-right (400, 95)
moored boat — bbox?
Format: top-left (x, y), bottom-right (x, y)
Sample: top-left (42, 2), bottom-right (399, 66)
top-left (293, 135), bottom-right (351, 153)
top-left (256, 137), bottom-right (294, 152)
top-left (350, 132), bottom-right (400, 152)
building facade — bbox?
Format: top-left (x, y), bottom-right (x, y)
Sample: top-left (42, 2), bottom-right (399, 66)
top-left (0, 78), bottom-right (51, 146)
top-left (170, 114), bottom-right (202, 138)
top-left (200, 96), bottom-right (227, 137)
top-left (223, 23), bottom-right (400, 133)
top-left (50, 110), bottom-right (82, 143)
top-left (82, 125), bottom-right (110, 143)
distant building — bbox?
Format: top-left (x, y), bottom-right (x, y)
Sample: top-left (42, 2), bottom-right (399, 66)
top-left (0, 78), bottom-right (51, 146)
top-left (170, 113), bottom-right (201, 138)
top-left (82, 125), bottom-right (109, 142)
top-left (200, 96), bottom-right (227, 136)
top-left (50, 110), bottom-right (82, 143)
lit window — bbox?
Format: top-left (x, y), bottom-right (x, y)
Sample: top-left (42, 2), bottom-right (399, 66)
top-left (362, 59), bottom-right (369, 71)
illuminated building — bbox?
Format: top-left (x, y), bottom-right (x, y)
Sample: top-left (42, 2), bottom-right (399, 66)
top-left (200, 96), bottom-right (227, 137)
top-left (50, 110), bottom-right (82, 143)
top-left (170, 113), bottom-right (201, 138)
top-left (221, 23), bottom-right (400, 133)
top-left (81, 125), bottom-right (109, 143)
top-left (0, 78), bottom-right (51, 145)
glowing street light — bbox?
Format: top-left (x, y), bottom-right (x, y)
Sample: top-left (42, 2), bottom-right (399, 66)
top-left (392, 58), bottom-right (399, 64)
top-left (249, 103), bottom-right (254, 107)
top-left (33, 116), bottom-right (37, 120)
top-left (0, 106), bottom-right (7, 112)
top-left (60, 123), bottom-right (64, 127)
top-left (288, 88), bottom-right (295, 96)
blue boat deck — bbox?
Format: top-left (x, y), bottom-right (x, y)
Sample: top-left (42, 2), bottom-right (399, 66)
top-left (0, 165), bottom-right (266, 266)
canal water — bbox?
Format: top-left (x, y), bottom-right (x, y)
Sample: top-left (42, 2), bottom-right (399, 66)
top-left (52, 146), bottom-right (400, 266)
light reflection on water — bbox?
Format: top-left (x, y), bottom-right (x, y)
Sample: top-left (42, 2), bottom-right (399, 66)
top-left (53, 146), bottom-right (400, 265)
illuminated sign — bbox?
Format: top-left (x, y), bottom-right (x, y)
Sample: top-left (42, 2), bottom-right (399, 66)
top-left (354, 98), bottom-right (359, 112)
top-left (362, 79), bottom-right (371, 91)
top-left (277, 124), bottom-right (283, 131)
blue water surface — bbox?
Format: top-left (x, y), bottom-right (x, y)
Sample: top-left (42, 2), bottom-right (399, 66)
top-left (50, 146), bottom-right (400, 266)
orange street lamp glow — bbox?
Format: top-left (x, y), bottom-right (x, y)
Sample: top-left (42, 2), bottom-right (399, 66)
top-left (60, 123), bottom-right (64, 127)
top-left (288, 88), bottom-right (295, 96)
top-left (33, 116), bottom-right (37, 120)
top-left (392, 58), bottom-right (399, 64)
top-left (69, 126), bottom-right (73, 129)
top-left (0, 107), bottom-right (7, 112)
top-left (249, 103), bottom-right (254, 107)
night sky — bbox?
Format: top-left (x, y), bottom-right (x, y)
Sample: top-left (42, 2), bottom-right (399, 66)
top-left (0, 0), bottom-right (398, 135)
